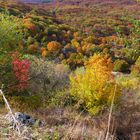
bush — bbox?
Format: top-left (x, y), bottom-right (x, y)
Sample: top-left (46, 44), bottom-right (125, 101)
top-left (122, 48), bottom-right (140, 64)
top-left (116, 75), bottom-right (139, 89)
top-left (70, 54), bottom-right (121, 115)
top-left (23, 19), bottom-right (39, 34)
top-left (24, 55), bottom-right (70, 96)
top-left (0, 14), bottom-right (23, 93)
top-left (47, 41), bottom-right (61, 52)
top-left (131, 56), bottom-right (140, 77)
top-left (113, 59), bottom-right (130, 72)
top-left (135, 56), bottom-right (140, 68)
top-left (50, 90), bottom-right (73, 107)
top-left (9, 95), bottom-right (42, 112)
top-left (0, 14), bottom-right (22, 48)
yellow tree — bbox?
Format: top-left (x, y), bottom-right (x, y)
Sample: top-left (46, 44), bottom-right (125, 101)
top-left (70, 54), bottom-right (121, 115)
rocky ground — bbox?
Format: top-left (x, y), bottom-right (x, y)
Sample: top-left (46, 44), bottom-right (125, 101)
top-left (0, 109), bottom-right (116, 140)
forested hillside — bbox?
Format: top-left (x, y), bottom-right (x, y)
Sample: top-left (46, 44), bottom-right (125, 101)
top-left (0, 0), bottom-right (140, 139)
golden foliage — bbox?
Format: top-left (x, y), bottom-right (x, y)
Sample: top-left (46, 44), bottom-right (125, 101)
top-left (71, 39), bottom-right (80, 48)
top-left (42, 50), bottom-right (47, 58)
top-left (41, 47), bottom-right (48, 58)
top-left (70, 54), bottom-right (121, 115)
top-left (85, 54), bottom-right (114, 78)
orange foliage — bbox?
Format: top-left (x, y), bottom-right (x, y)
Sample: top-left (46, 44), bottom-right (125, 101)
top-left (77, 47), bottom-right (83, 53)
top-left (28, 44), bottom-right (38, 52)
top-left (111, 35), bottom-right (117, 41)
top-left (73, 32), bottom-right (79, 38)
top-left (82, 43), bottom-right (94, 52)
top-left (47, 41), bottom-right (61, 52)
top-left (99, 43), bottom-right (106, 48)
top-left (23, 19), bottom-right (38, 33)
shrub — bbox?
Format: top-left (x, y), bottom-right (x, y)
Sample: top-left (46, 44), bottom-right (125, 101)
top-left (122, 48), bottom-right (140, 64)
top-left (23, 19), bottom-right (38, 34)
top-left (0, 14), bottom-right (22, 48)
top-left (47, 41), bottom-right (61, 52)
top-left (50, 90), bottom-right (72, 107)
top-left (117, 75), bottom-right (139, 89)
top-left (71, 39), bottom-right (80, 48)
top-left (28, 44), bottom-right (38, 52)
top-left (24, 55), bottom-right (70, 95)
top-left (70, 54), bottom-right (121, 115)
top-left (113, 59), bottom-right (130, 72)
top-left (135, 56), bottom-right (140, 67)
top-left (12, 58), bottom-right (31, 91)
top-left (0, 14), bottom-right (23, 93)
top-left (9, 95), bottom-right (42, 112)
top-left (131, 56), bottom-right (140, 77)
top-left (27, 36), bottom-right (34, 44)
top-left (131, 65), bottom-right (140, 77)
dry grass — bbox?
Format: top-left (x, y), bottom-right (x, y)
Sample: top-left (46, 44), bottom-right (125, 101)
top-left (0, 105), bottom-right (117, 140)
top-left (0, 85), bottom-right (140, 139)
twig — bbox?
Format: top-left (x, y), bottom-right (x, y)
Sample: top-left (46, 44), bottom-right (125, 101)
top-left (0, 88), bottom-right (21, 135)
top-left (105, 83), bottom-right (117, 140)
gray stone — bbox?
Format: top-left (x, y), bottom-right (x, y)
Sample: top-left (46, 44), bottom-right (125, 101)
top-left (5, 112), bottom-right (36, 126)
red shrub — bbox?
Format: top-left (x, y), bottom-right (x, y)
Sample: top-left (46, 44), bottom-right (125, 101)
top-left (12, 59), bottom-right (30, 91)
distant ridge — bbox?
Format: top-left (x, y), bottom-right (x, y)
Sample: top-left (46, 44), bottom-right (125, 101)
top-left (19, 0), bottom-right (53, 3)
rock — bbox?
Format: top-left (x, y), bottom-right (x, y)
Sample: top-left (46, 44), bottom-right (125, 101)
top-left (111, 71), bottom-right (123, 77)
top-left (5, 112), bottom-right (36, 126)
